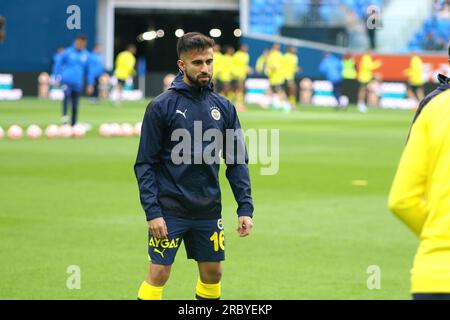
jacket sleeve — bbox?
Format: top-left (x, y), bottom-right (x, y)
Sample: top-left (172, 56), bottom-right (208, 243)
top-left (223, 102), bottom-right (254, 218)
top-left (388, 107), bottom-right (430, 237)
top-left (134, 101), bottom-right (165, 221)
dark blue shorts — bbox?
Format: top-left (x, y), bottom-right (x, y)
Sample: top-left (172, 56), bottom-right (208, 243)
top-left (148, 216), bottom-right (225, 265)
top-left (270, 84), bottom-right (284, 92)
top-left (413, 293), bottom-right (450, 300)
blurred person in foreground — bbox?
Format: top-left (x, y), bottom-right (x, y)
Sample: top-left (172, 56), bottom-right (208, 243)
top-left (389, 45), bottom-right (450, 300)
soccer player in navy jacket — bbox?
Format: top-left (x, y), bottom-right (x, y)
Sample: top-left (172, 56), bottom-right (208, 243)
top-left (135, 32), bottom-right (254, 300)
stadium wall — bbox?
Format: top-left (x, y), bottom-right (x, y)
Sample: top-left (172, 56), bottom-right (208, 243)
top-left (0, 0), bottom-right (97, 73)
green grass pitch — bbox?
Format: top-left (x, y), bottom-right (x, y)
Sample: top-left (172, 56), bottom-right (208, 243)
top-left (0, 98), bottom-right (418, 299)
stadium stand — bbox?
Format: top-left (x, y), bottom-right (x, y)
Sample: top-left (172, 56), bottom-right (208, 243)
top-left (249, 0), bottom-right (385, 36)
top-left (407, 0), bottom-right (450, 52)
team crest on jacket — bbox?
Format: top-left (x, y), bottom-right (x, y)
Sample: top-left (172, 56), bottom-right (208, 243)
top-left (210, 106), bottom-right (221, 121)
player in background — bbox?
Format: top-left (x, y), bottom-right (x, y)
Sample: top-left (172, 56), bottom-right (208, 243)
top-left (282, 46), bottom-right (300, 111)
top-left (53, 35), bottom-right (93, 125)
top-left (51, 47), bottom-right (65, 80)
top-left (356, 49), bottom-right (382, 113)
top-left (342, 53), bottom-right (357, 80)
top-left (87, 44), bottom-right (105, 103)
top-left (113, 44), bottom-right (136, 103)
top-left (212, 44), bottom-right (224, 93)
top-left (319, 52), bottom-right (344, 109)
top-left (389, 45), bottom-right (450, 300)
top-left (255, 48), bottom-right (270, 77)
top-left (266, 43), bottom-right (290, 111)
top-left (218, 45), bottom-right (235, 100)
top-left (50, 47), bottom-right (65, 91)
top-left (404, 53), bottom-right (425, 104)
top-left (232, 44), bottom-right (252, 110)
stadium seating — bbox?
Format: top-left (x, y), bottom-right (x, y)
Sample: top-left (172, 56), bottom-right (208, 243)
top-left (249, 0), bottom-right (385, 36)
top-left (407, 1), bottom-right (450, 52)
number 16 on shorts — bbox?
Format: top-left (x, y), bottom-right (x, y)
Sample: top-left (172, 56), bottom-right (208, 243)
top-left (210, 230), bottom-right (225, 252)
top-left (210, 218), bottom-right (225, 252)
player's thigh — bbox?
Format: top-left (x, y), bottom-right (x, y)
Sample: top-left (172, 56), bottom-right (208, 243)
top-left (270, 84), bottom-right (283, 93)
top-left (289, 80), bottom-right (297, 91)
top-left (235, 78), bottom-right (245, 88)
top-left (184, 218), bottom-right (225, 262)
top-left (147, 216), bottom-right (188, 266)
top-left (62, 84), bottom-right (72, 96)
top-left (358, 82), bottom-right (368, 92)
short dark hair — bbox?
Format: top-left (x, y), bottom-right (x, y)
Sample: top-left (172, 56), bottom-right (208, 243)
top-left (76, 34), bottom-right (87, 41)
top-left (177, 32), bottom-right (215, 58)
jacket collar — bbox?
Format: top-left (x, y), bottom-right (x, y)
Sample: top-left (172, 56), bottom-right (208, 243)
top-left (168, 71), bottom-right (213, 100)
top-left (438, 73), bottom-right (450, 85)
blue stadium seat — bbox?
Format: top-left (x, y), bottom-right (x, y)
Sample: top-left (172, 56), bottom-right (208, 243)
top-left (423, 18), bottom-right (437, 33)
top-left (343, 0), bottom-right (356, 7)
top-left (436, 19), bottom-right (450, 33)
top-left (249, 0), bottom-right (388, 36)
top-left (406, 15), bottom-right (449, 51)
top-left (275, 15), bottom-right (284, 28)
top-left (319, 5), bottom-right (333, 21)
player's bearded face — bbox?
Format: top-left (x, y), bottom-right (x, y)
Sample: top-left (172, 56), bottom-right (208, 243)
top-left (181, 48), bottom-right (214, 87)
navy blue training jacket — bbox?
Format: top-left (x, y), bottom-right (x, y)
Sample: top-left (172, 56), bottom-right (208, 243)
top-left (134, 71), bottom-right (254, 221)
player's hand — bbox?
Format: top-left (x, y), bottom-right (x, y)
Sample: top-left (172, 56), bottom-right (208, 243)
top-left (148, 217), bottom-right (168, 239)
top-left (86, 85), bottom-right (94, 95)
top-left (237, 216), bottom-right (253, 237)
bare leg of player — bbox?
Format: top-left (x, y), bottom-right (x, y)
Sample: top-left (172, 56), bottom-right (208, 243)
top-left (357, 86), bottom-right (368, 113)
top-left (288, 81), bottom-right (298, 111)
top-left (417, 87), bottom-right (425, 101)
top-left (196, 262), bottom-right (222, 300)
top-left (145, 263), bottom-right (171, 287)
